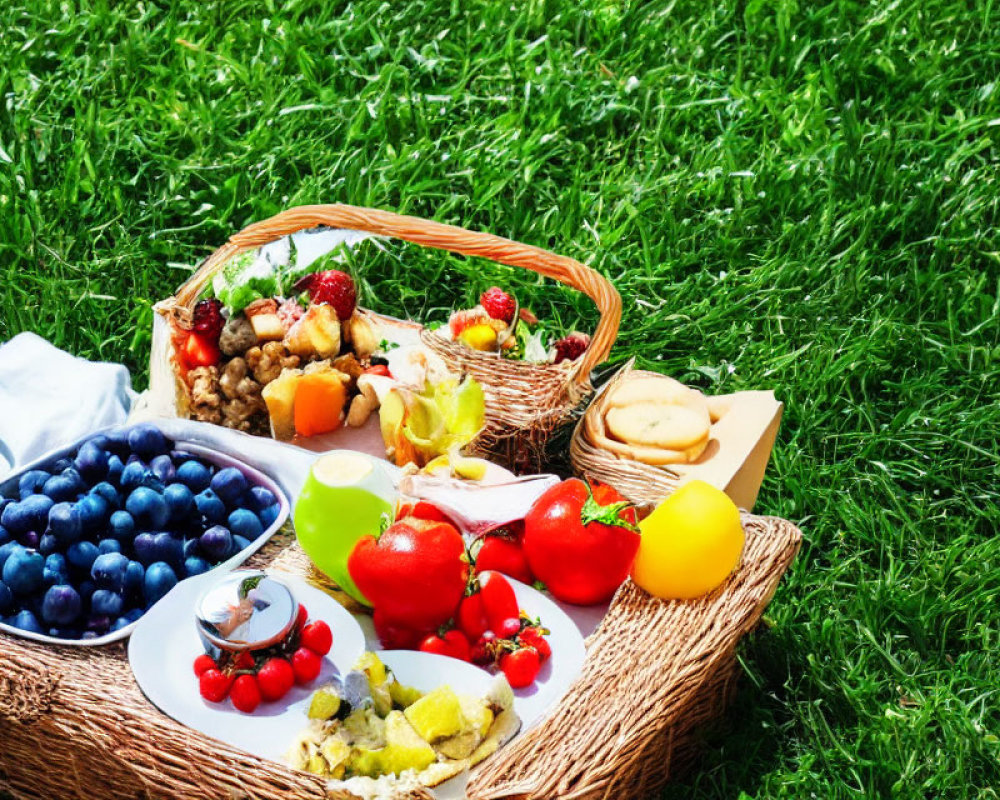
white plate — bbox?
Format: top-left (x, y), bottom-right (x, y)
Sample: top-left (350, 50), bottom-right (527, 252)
top-left (353, 578), bottom-right (586, 733)
top-left (0, 428), bottom-right (291, 647)
top-left (128, 570), bottom-right (365, 761)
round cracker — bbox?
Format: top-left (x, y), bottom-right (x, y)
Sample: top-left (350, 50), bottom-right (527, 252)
top-left (605, 402), bottom-right (710, 450)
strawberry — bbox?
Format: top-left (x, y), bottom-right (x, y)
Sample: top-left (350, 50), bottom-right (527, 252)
top-left (480, 287), bottom-right (516, 323)
top-left (448, 307), bottom-right (490, 338)
top-left (192, 299), bottom-right (225, 340)
top-left (553, 332), bottom-right (590, 364)
top-left (299, 270), bottom-right (356, 320)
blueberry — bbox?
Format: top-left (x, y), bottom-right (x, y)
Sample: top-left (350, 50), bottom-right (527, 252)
top-left (152, 532), bottom-right (184, 569)
top-left (120, 461), bottom-right (161, 492)
top-left (98, 539), bottom-right (122, 555)
top-left (91, 552), bottom-right (129, 588)
top-left (144, 562), bottom-right (178, 605)
top-left (232, 535), bottom-right (252, 553)
top-left (61, 467), bottom-right (87, 493)
top-left (44, 553), bottom-right (69, 586)
top-left (258, 503), bottom-right (280, 529)
top-left (20, 530), bottom-right (40, 549)
top-left (5, 495), bottom-right (54, 535)
top-left (50, 457), bottom-right (74, 473)
top-left (75, 441), bottom-right (109, 482)
top-left (66, 540), bottom-right (99, 572)
top-left (18, 469), bottom-right (51, 498)
top-left (227, 508), bottom-right (263, 541)
top-left (126, 424), bottom-right (169, 459)
top-left (85, 614), bottom-right (112, 634)
top-left (103, 429), bottom-right (131, 457)
top-left (2, 548), bottom-right (44, 595)
top-left (182, 538), bottom-right (201, 559)
top-left (77, 579), bottom-right (96, 601)
top-left (110, 608), bottom-right (144, 632)
top-left (38, 532), bottom-right (58, 555)
top-left (42, 475), bottom-right (78, 503)
top-left (106, 454), bottom-right (125, 486)
top-left (210, 467), bottom-right (248, 506)
top-left (133, 533), bottom-right (159, 565)
top-left (90, 481), bottom-right (120, 510)
top-left (149, 454), bottom-right (176, 484)
top-left (11, 610), bottom-right (44, 634)
top-left (91, 589), bottom-right (124, 617)
top-left (48, 502), bottom-right (83, 543)
top-left (199, 525), bottom-right (233, 562)
top-left (163, 483), bottom-right (195, 521)
top-left (0, 525), bottom-right (9, 546)
top-left (82, 434), bottom-right (110, 451)
top-left (0, 541), bottom-right (22, 571)
top-left (42, 584), bottom-right (82, 626)
top-left (123, 560), bottom-right (145, 595)
top-left (0, 580), bottom-right (13, 613)
top-left (176, 460), bottom-right (211, 492)
top-left (194, 489), bottom-right (226, 524)
top-left (77, 494), bottom-right (110, 532)
top-left (183, 556), bottom-right (211, 577)
top-left (108, 510), bottom-right (135, 543)
top-left (246, 486), bottom-right (277, 513)
top-left (126, 487), bottom-right (169, 529)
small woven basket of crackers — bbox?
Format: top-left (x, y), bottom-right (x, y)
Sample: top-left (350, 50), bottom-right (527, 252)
top-left (571, 360), bottom-right (784, 509)
top-left (151, 204), bottom-right (622, 473)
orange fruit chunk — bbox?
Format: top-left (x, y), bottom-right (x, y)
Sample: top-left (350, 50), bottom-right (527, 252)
top-left (294, 372), bottom-right (347, 437)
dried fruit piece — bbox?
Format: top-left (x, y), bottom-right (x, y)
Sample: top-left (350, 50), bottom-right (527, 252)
top-left (552, 332), bottom-right (590, 364)
top-left (192, 299), bottom-right (225, 339)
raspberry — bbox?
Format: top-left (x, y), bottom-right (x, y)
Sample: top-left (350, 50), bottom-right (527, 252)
top-left (276, 297), bottom-right (305, 332)
top-left (448, 307), bottom-right (490, 338)
top-left (192, 299), bottom-right (225, 339)
top-left (480, 287), bottom-right (516, 323)
top-left (301, 270), bottom-right (356, 320)
top-left (553, 332), bottom-right (591, 364)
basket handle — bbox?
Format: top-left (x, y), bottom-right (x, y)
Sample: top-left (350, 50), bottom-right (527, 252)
top-left (174, 204), bottom-right (621, 384)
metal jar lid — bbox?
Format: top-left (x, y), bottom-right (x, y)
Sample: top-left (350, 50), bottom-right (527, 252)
top-left (195, 570), bottom-right (296, 653)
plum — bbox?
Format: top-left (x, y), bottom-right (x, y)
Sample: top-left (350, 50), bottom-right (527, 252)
top-left (258, 503), bottom-right (280, 529)
top-left (246, 486), bottom-right (277, 513)
top-left (44, 553), bottom-right (69, 586)
top-left (132, 533), bottom-right (158, 566)
top-left (5, 495), bottom-right (54, 535)
top-left (210, 467), bottom-right (248, 506)
top-left (149, 454), bottom-right (176, 484)
top-left (152, 532), bottom-right (184, 569)
top-left (75, 440), bottom-right (109, 482)
top-left (11, 610), bottom-right (44, 634)
top-left (183, 556), bottom-right (211, 577)
top-left (106, 454), bottom-right (125, 486)
top-left (108, 510), bottom-right (135, 543)
top-left (77, 494), bottom-right (110, 532)
top-left (66, 540), bottom-right (99, 572)
top-left (91, 589), bottom-right (124, 617)
top-left (163, 483), bottom-right (195, 521)
top-left (0, 541), bottom-right (22, 571)
top-left (233, 535), bottom-right (252, 554)
top-left (90, 482), bottom-right (120, 510)
top-left (175, 460), bottom-right (211, 492)
top-left (42, 474), bottom-right (78, 503)
top-left (18, 469), bottom-right (50, 498)
top-left (194, 489), bottom-right (226, 525)
top-left (98, 538), bottom-right (122, 555)
top-left (123, 560), bottom-right (145, 595)
top-left (38, 533), bottom-right (58, 555)
top-left (126, 424), bottom-right (170, 460)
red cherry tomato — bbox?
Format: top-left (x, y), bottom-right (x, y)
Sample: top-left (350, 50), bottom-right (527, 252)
top-left (363, 364), bottom-right (392, 378)
top-left (518, 627), bottom-right (551, 661)
top-left (457, 593), bottom-right (489, 641)
top-left (183, 331), bottom-right (220, 368)
top-left (291, 647), bottom-right (323, 684)
top-left (476, 530), bottom-right (533, 585)
top-left (300, 620), bottom-right (332, 656)
top-left (257, 657), bottom-right (295, 702)
top-left (496, 617), bottom-right (521, 639)
top-left (418, 629), bottom-right (471, 662)
top-left (198, 669), bottom-right (232, 703)
top-left (500, 647), bottom-right (541, 688)
top-left (478, 571), bottom-right (519, 634)
top-left (230, 674), bottom-right (261, 713)
top-left (193, 654), bottom-right (217, 677)
top-left (294, 604), bottom-right (309, 632)
top-left (233, 651), bottom-right (255, 672)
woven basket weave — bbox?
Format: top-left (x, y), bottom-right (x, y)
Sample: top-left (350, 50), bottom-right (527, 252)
top-left (0, 513), bottom-right (800, 800)
top-left (156, 204), bottom-right (622, 473)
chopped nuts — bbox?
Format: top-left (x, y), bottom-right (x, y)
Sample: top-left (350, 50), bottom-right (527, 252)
top-left (245, 342), bottom-right (300, 385)
top-left (188, 366), bottom-right (223, 424)
top-left (219, 314), bottom-right (258, 356)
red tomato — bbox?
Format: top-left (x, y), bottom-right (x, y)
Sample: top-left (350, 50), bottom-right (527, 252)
top-left (198, 669), bottom-right (232, 703)
top-left (349, 517), bottom-right (468, 633)
top-left (457, 593), bottom-right (489, 641)
top-left (363, 364), bottom-right (392, 378)
top-left (418, 629), bottom-right (471, 662)
top-left (257, 657), bottom-right (295, 702)
top-left (518, 626), bottom-right (551, 661)
top-left (476, 533), bottom-right (533, 585)
top-left (193, 654), bottom-right (217, 677)
top-left (300, 621), bottom-right (332, 656)
top-left (523, 479), bottom-right (639, 605)
top-left (395, 500), bottom-right (457, 527)
top-left (496, 617), bottom-right (521, 639)
top-left (291, 647), bottom-right (323, 684)
top-left (373, 607), bottom-right (425, 650)
top-left (478, 571), bottom-right (519, 634)
top-left (500, 647), bottom-right (541, 688)
top-left (294, 604), bottom-right (309, 632)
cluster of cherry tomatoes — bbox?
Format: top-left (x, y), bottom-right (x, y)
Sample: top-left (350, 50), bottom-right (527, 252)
top-left (194, 605), bottom-right (332, 713)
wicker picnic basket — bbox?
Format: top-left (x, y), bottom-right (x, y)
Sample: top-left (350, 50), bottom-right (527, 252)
top-left (156, 204), bottom-right (622, 473)
top-left (0, 512), bottom-right (800, 800)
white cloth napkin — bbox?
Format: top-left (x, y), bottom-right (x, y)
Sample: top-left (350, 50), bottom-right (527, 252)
top-left (0, 333), bottom-right (137, 479)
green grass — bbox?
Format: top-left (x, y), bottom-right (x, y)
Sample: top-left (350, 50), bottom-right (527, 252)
top-left (1, 0), bottom-right (999, 797)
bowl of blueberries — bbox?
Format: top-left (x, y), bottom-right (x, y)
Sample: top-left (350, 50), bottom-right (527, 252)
top-left (0, 422), bottom-right (289, 646)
